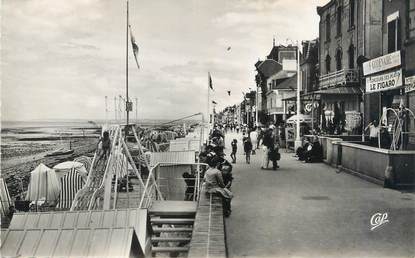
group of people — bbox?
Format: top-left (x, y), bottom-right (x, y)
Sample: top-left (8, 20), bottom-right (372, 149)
top-left (229, 125), bottom-right (280, 169)
top-left (295, 136), bottom-right (323, 163)
top-left (197, 126), bottom-right (234, 217)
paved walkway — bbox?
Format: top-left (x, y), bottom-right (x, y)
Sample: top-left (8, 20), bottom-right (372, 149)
top-left (224, 132), bottom-right (415, 258)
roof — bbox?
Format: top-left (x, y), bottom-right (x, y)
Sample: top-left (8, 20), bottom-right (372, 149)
top-left (314, 87), bottom-right (362, 95)
top-left (256, 59), bottom-right (282, 78)
top-left (8, 208), bottom-right (148, 249)
top-left (268, 70), bottom-right (296, 81)
top-left (317, 0), bottom-right (336, 16)
top-left (1, 227), bottom-right (142, 258)
top-left (150, 150), bottom-right (196, 167)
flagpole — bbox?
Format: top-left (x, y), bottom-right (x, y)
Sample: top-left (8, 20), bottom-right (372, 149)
top-left (126, 0), bottom-right (130, 126)
top-left (207, 72), bottom-right (210, 130)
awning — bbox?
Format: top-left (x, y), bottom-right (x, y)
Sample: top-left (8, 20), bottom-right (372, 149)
top-left (314, 87), bottom-right (363, 95)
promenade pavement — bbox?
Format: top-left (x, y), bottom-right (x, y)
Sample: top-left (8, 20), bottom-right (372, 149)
top-left (223, 131), bottom-right (415, 258)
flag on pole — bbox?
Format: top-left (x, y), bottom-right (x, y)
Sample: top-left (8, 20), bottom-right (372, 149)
top-left (208, 72), bottom-right (214, 90)
top-left (129, 25), bottom-right (140, 69)
top-left (227, 90), bottom-right (231, 96)
top-left (212, 100), bottom-right (217, 105)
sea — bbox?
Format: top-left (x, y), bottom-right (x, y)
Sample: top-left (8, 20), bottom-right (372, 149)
top-left (1, 118), bottom-right (198, 146)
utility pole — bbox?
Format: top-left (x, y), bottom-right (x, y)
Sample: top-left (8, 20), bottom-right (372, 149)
top-left (105, 96), bottom-right (108, 125)
top-left (135, 97), bottom-right (138, 124)
top-left (114, 97), bottom-right (117, 122)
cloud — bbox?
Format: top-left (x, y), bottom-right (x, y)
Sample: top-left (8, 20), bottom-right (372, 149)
top-left (1, 0), bottom-right (324, 121)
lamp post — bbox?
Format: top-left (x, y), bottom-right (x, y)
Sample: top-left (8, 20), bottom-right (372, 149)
top-left (294, 40), bottom-right (302, 151)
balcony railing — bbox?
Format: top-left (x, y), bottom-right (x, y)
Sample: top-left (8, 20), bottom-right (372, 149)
top-left (319, 69), bottom-right (359, 88)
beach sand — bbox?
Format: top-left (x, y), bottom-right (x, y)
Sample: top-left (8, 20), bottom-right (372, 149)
top-left (1, 137), bottom-right (98, 198)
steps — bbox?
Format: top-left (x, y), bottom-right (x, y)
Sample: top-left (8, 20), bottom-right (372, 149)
top-left (149, 201), bottom-right (196, 257)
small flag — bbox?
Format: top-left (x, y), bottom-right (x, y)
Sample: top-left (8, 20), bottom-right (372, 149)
top-left (227, 90), bottom-right (231, 96)
top-left (208, 72), bottom-right (214, 91)
top-left (212, 100), bottom-right (217, 105)
top-left (129, 25), bottom-right (140, 69)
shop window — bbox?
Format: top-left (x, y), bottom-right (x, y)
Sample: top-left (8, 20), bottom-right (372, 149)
top-left (387, 12), bottom-right (401, 53)
top-left (325, 55), bottom-right (331, 73)
top-left (337, 6), bottom-right (342, 36)
top-left (348, 44), bottom-right (355, 69)
top-left (349, 0), bottom-right (355, 28)
top-left (336, 49), bottom-right (342, 71)
top-left (326, 14), bottom-right (331, 41)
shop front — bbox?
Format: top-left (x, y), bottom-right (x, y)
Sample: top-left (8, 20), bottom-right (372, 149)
top-left (363, 50), bottom-right (415, 150)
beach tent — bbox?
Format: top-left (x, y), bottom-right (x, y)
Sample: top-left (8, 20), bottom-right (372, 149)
top-left (53, 161), bottom-right (88, 181)
top-left (0, 177), bottom-right (12, 218)
top-left (25, 164), bottom-right (60, 204)
top-left (74, 156), bottom-right (93, 172)
top-left (53, 161), bottom-right (88, 209)
top-left (56, 169), bottom-right (86, 209)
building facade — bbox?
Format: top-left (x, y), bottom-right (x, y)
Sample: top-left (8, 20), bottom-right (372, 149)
top-left (317, 0), bottom-right (383, 135)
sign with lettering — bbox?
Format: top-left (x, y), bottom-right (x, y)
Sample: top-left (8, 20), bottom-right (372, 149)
top-left (405, 75), bottom-right (415, 93)
top-left (363, 51), bottom-right (401, 76)
top-left (366, 69), bottom-right (403, 93)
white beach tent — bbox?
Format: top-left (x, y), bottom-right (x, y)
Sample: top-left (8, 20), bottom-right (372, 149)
top-left (0, 177), bottom-right (12, 218)
top-left (53, 161), bottom-right (88, 181)
top-left (53, 161), bottom-right (88, 209)
top-left (25, 163), bottom-right (60, 204)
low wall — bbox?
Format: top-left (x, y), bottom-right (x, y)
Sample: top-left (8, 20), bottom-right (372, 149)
top-left (188, 189), bottom-right (227, 258)
top-left (339, 142), bottom-right (415, 188)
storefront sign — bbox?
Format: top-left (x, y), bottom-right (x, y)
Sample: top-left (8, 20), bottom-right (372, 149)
top-left (366, 69), bottom-right (403, 93)
top-left (363, 51), bottom-right (401, 76)
top-left (405, 75), bottom-right (415, 93)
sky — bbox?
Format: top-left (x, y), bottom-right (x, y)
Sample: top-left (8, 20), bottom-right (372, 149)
top-left (1, 0), bottom-right (330, 121)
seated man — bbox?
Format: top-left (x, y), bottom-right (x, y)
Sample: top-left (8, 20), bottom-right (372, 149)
top-left (304, 137), bottom-right (323, 163)
top-left (296, 139), bottom-right (311, 161)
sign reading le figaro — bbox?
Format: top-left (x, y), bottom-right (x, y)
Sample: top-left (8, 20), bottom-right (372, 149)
top-left (366, 69), bottom-right (403, 93)
top-left (363, 51), bottom-right (401, 76)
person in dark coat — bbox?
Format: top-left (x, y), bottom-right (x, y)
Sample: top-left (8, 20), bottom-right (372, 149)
top-left (230, 139), bottom-right (237, 163)
top-left (243, 137), bottom-right (253, 164)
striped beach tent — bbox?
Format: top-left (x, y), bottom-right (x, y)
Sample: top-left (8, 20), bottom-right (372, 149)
top-left (74, 156), bottom-right (92, 172)
top-left (53, 161), bottom-right (88, 181)
top-left (0, 177), bottom-right (12, 218)
top-left (56, 169), bottom-right (85, 209)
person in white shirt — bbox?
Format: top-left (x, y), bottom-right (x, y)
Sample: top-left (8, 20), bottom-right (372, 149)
top-left (365, 120), bottom-right (380, 147)
top-left (249, 127), bottom-right (258, 154)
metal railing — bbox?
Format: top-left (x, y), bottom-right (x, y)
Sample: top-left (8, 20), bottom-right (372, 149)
top-left (319, 69), bottom-right (359, 88)
top-left (138, 162), bottom-right (208, 209)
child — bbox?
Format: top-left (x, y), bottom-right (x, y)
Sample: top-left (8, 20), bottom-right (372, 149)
top-left (243, 137), bottom-right (253, 164)
top-left (230, 139), bottom-right (237, 163)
